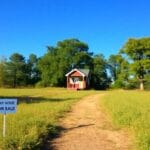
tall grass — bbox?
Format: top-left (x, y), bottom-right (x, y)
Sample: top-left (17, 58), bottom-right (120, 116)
top-left (102, 90), bottom-right (150, 150)
top-left (0, 88), bottom-right (97, 149)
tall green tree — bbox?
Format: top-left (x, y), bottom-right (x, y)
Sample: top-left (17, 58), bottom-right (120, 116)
top-left (108, 54), bottom-right (129, 88)
top-left (37, 46), bottom-right (58, 86)
top-left (27, 54), bottom-right (39, 85)
top-left (38, 39), bottom-right (93, 86)
top-left (121, 37), bottom-right (150, 90)
top-left (91, 54), bottom-right (110, 89)
top-left (5, 53), bottom-right (27, 87)
top-left (108, 54), bottom-right (124, 81)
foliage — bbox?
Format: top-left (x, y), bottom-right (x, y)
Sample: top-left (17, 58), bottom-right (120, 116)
top-left (5, 53), bottom-right (27, 87)
top-left (120, 38), bottom-right (150, 90)
top-left (37, 39), bottom-right (110, 89)
top-left (91, 54), bottom-right (110, 89)
top-left (0, 53), bottom-right (40, 87)
top-left (1, 37), bottom-right (149, 90)
top-left (108, 54), bottom-right (130, 89)
top-left (0, 38), bottom-right (111, 89)
top-left (38, 39), bottom-right (91, 86)
top-left (144, 74), bottom-right (150, 90)
top-left (108, 37), bottom-right (150, 90)
top-left (0, 57), bottom-right (7, 87)
top-left (102, 90), bottom-right (150, 150)
top-left (108, 54), bottom-right (123, 80)
top-left (26, 54), bottom-right (40, 85)
top-left (38, 39), bottom-right (93, 87)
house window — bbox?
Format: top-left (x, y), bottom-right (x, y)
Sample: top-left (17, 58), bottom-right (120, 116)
top-left (70, 77), bottom-right (83, 84)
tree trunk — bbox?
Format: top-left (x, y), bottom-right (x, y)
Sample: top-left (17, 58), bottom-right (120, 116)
top-left (139, 79), bottom-right (144, 90)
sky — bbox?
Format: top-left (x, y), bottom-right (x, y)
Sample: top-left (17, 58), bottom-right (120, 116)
top-left (0, 0), bottom-right (150, 59)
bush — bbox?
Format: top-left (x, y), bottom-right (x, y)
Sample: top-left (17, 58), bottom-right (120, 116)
top-left (144, 81), bottom-right (150, 90)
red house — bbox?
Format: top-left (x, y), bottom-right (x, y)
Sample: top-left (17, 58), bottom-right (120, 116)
top-left (65, 68), bottom-right (90, 90)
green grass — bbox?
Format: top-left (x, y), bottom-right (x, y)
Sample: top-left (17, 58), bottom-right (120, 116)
top-left (0, 88), bottom-right (97, 150)
top-left (1, 88), bottom-right (149, 150)
top-left (101, 90), bottom-right (150, 150)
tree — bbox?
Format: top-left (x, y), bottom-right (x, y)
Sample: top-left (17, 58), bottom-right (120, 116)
top-left (108, 54), bottom-right (129, 88)
top-left (91, 54), bottom-right (110, 89)
top-left (37, 46), bottom-right (58, 86)
top-left (0, 57), bottom-right (7, 87)
top-left (38, 39), bottom-right (93, 87)
top-left (108, 54), bottom-right (124, 81)
top-left (26, 54), bottom-right (39, 85)
top-left (5, 53), bottom-right (27, 87)
top-left (120, 37), bottom-right (150, 90)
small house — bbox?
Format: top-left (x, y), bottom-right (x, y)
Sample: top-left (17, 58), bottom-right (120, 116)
top-left (65, 68), bottom-right (90, 90)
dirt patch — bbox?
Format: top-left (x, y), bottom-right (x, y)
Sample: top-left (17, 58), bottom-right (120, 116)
top-left (50, 94), bottom-right (134, 150)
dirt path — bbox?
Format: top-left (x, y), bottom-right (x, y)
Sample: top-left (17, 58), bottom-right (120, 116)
top-left (51, 94), bottom-right (134, 150)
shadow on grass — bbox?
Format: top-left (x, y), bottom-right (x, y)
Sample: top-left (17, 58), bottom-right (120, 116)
top-left (42, 123), bottom-right (95, 150)
top-left (0, 96), bottom-right (76, 104)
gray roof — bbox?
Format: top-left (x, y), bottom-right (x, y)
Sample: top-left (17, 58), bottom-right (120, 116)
top-left (78, 69), bottom-right (90, 76)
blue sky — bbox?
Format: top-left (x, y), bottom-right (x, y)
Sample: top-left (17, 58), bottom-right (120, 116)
top-left (0, 0), bottom-right (150, 59)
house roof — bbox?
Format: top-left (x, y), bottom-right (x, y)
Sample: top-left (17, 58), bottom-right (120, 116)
top-left (65, 68), bottom-right (90, 77)
top-left (78, 69), bottom-right (90, 76)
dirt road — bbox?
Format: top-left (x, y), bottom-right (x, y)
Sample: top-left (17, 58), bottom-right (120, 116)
top-left (51, 94), bottom-right (134, 150)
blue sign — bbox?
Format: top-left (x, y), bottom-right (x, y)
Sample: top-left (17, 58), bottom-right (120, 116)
top-left (0, 99), bottom-right (17, 114)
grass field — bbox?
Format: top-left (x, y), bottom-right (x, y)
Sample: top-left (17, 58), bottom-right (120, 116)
top-left (0, 88), bottom-right (97, 150)
top-left (0, 88), bottom-right (149, 150)
top-left (102, 90), bottom-right (150, 150)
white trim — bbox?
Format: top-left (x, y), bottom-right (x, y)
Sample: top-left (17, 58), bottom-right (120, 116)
top-left (65, 68), bottom-right (85, 77)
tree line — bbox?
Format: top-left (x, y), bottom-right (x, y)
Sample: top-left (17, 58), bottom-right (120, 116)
top-left (0, 38), bottom-right (150, 90)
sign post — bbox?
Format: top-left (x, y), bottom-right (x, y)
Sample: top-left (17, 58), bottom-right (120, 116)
top-left (3, 114), bottom-right (6, 137)
top-left (0, 99), bottom-right (17, 137)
